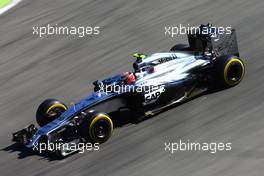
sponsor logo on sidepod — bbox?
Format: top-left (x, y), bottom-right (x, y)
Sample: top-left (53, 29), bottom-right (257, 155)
top-left (143, 86), bottom-right (165, 105)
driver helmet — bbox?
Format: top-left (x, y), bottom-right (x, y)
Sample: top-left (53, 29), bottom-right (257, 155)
top-left (122, 72), bottom-right (135, 84)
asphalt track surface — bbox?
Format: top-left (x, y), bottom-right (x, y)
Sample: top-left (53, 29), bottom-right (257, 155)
top-left (0, 0), bottom-right (264, 175)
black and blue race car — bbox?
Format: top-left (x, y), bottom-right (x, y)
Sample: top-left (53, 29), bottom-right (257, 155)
top-left (12, 24), bottom-right (245, 157)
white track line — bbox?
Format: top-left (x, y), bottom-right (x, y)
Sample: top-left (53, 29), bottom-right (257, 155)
top-left (0, 0), bottom-right (22, 15)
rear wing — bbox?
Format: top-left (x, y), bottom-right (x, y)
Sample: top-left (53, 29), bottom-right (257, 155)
top-left (187, 24), bottom-right (239, 57)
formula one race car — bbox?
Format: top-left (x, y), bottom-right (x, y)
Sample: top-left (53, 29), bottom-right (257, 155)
top-left (12, 24), bottom-right (245, 157)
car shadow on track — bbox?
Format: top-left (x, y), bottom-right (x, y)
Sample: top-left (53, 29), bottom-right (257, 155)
top-left (1, 143), bottom-right (68, 161)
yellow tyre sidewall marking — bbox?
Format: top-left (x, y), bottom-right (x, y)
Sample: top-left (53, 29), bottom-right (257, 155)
top-left (46, 104), bottom-right (67, 114)
top-left (89, 114), bottom-right (113, 141)
top-left (224, 58), bottom-right (245, 86)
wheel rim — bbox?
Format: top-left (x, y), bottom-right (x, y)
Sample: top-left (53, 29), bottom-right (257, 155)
top-left (224, 58), bottom-right (245, 86)
top-left (92, 119), bottom-right (111, 139)
top-left (89, 114), bottom-right (113, 143)
top-left (227, 63), bottom-right (243, 82)
top-left (47, 107), bottom-right (65, 117)
top-left (46, 104), bottom-right (67, 121)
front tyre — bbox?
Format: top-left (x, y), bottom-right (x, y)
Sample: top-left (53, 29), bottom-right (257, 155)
top-left (81, 112), bottom-right (113, 144)
top-left (215, 56), bottom-right (245, 88)
top-left (36, 99), bottom-right (68, 127)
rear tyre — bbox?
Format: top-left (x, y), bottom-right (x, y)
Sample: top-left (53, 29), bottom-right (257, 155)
top-left (81, 112), bottom-right (113, 144)
top-left (36, 99), bottom-right (68, 127)
top-left (214, 56), bottom-right (245, 88)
